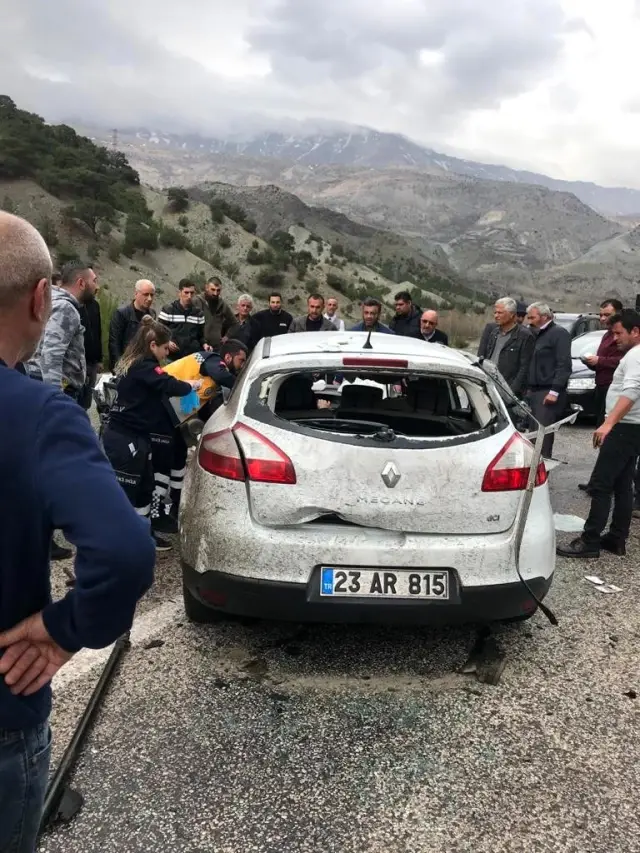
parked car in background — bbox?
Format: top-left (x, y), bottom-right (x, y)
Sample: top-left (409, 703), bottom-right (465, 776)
top-left (181, 332), bottom-right (556, 627)
top-left (567, 329), bottom-right (606, 418)
top-left (554, 313), bottom-right (601, 339)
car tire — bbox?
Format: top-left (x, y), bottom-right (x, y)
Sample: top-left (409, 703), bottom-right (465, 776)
top-left (182, 581), bottom-right (225, 623)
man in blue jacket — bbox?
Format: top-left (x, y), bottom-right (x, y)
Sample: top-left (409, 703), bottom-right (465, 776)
top-left (0, 212), bottom-right (155, 852)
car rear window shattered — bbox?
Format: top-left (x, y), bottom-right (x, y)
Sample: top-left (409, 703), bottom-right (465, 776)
top-left (253, 370), bottom-right (496, 441)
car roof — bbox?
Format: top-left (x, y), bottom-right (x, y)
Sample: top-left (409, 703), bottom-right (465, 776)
top-left (573, 329), bottom-right (605, 340)
top-left (555, 312), bottom-right (598, 321)
top-left (261, 331), bottom-right (473, 368)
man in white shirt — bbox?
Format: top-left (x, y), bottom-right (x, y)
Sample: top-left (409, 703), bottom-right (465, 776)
top-left (558, 309), bottom-right (640, 559)
top-left (324, 298), bottom-right (345, 331)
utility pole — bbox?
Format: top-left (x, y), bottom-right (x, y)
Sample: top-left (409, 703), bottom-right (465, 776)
top-left (111, 129), bottom-right (118, 150)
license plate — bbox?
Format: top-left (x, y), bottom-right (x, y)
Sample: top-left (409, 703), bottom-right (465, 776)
top-left (320, 568), bottom-right (449, 600)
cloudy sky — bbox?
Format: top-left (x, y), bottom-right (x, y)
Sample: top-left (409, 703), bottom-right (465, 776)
top-left (3, 0), bottom-right (640, 187)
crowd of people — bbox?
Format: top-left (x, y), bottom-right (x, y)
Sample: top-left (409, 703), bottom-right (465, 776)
top-left (105, 276), bottom-right (452, 369)
top-left (19, 262), bottom-right (640, 561)
top-left (2, 209), bottom-right (640, 850)
top-left (476, 294), bottom-right (640, 560)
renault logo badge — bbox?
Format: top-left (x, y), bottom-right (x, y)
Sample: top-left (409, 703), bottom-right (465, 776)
top-left (381, 462), bottom-right (401, 489)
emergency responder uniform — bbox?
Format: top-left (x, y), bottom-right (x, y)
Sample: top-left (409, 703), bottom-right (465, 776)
top-left (158, 299), bottom-right (205, 361)
top-left (103, 358), bottom-right (193, 544)
top-left (162, 351), bottom-right (238, 510)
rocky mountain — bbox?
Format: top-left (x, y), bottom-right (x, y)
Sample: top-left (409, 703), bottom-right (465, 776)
top-left (77, 124), bottom-right (640, 303)
top-left (87, 124), bottom-right (640, 217)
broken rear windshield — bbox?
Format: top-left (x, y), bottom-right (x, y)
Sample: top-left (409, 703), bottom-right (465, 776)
top-left (248, 369), bottom-right (500, 442)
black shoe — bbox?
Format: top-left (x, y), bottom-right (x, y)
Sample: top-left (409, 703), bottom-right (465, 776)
top-left (600, 534), bottom-right (626, 557)
top-left (556, 537), bottom-right (600, 559)
top-left (51, 540), bottom-right (73, 561)
top-left (578, 483), bottom-right (592, 494)
top-left (151, 512), bottom-right (179, 536)
top-left (152, 532), bottom-right (173, 552)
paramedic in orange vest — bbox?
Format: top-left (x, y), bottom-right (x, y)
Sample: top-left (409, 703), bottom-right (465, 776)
top-left (162, 339), bottom-right (248, 516)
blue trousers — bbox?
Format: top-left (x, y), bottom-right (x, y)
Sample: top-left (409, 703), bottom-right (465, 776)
top-left (0, 722), bottom-right (51, 853)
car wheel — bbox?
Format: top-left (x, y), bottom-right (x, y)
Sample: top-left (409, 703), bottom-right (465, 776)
top-left (182, 581), bottom-right (226, 623)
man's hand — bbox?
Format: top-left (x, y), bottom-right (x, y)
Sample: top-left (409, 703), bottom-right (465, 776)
top-left (543, 392), bottom-right (558, 406)
top-left (168, 341), bottom-right (179, 353)
top-left (584, 355), bottom-right (599, 367)
top-left (0, 613), bottom-right (73, 696)
top-left (203, 344), bottom-right (212, 352)
top-left (593, 422), bottom-right (612, 448)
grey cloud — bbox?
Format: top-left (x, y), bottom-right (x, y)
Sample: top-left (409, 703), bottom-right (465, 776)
top-left (3, 0), bottom-right (635, 187)
top-left (249, 0), bottom-right (573, 109)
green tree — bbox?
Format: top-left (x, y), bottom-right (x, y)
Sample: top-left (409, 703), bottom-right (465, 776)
top-left (246, 248), bottom-right (265, 265)
top-left (209, 249), bottom-right (223, 268)
top-left (108, 242), bottom-right (122, 263)
top-left (39, 216), bottom-right (59, 248)
top-left (167, 187), bottom-right (189, 213)
top-left (159, 225), bottom-right (189, 250)
top-left (257, 268), bottom-right (285, 289)
top-left (224, 262), bottom-right (240, 280)
top-left (56, 244), bottom-right (80, 266)
top-left (270, 230), bottom-right (295, 255)
top-left (218, 232), bottom-right (232, 249)
top-left (178, 215), bottom-right (189, 229)
top-left (64, 199), bottom-right (115, 235)
top-left (123, 217), bottom-right (159, 256)
top-left (97, 288), bottom-right (119, 363)
top-left (210, 204), bottom-right (225, 224)
top-left (243, 218), bottom-right (257, 234)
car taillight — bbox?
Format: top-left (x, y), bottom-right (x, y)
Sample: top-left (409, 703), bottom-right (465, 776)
top-left (198, 424), bottom-right (296, 484)
top-left (198, 429), bottom-right (245, 480)
top-left (481, 434), bottom-right (548, 492)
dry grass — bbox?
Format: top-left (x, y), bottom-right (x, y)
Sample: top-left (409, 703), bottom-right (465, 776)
top-left (439, 309), bottom-right (490, 349)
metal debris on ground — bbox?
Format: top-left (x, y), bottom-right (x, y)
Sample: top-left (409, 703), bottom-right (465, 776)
top-left (554, 513), bottom-right (586, 532)
top-left (584, 576), bottom-right (623, 594)
top-left (461, 628), bottom-right (507, 686)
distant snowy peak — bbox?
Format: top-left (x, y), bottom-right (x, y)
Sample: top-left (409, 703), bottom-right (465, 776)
top-left (121, 126), bottom-right (640, 216)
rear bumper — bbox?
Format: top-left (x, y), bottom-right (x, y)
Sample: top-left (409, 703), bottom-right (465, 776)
top-left (182, 562), bottom-right (553, 625)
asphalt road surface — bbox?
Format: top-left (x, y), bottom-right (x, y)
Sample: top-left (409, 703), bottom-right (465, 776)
top-left (39, 426), bottom-right (640, 853)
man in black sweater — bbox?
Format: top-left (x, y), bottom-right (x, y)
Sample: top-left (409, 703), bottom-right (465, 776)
top-left (420, 310), bottom-right (449, 345)
top-left (390, 291), bottom-right (422, 339)
top-left (78, 287), bottom-right (102, 410)
top-left (246, 292), bottom-right (293, 350)
top-left (159, 279), bottom-right (205, 361)
top-left (525, 302), bottom-right (572, 458)
top-left (108, 279), bottom-right (156, 369)
top-left (0, 212), bottom-right (154, 851)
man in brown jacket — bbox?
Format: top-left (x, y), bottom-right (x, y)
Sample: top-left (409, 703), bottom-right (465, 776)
top-left (199, 277), bottom-right (235, 350)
